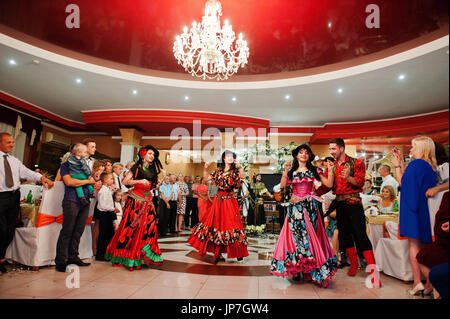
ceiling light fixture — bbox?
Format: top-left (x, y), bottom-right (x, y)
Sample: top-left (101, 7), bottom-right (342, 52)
top-left (285, 94), bottom-right (291, 100)
top-left (184, 95), bottom-right (190, 101)
top-left (132, 89), bottom-right (138, 95)
top-left (232, 97), bottom-right (237, 102)
top-left (337, 88), bottom-right (343, 94)
top-left (8, 59), bottom-right (17, 66)
top-left (398, 74), bottom-right (406, 81)
top-left (75, 78), bottom-right (82, 84)
top-left (173, 0), bottom-right (249, 81)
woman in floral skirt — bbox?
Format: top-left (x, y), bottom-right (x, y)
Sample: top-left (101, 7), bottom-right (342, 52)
top-left (271, 144), bottom-right (338, 287)
top-left (188, 150), bottom-right (248, 264)
top-left (105, 145), bottom-right (164, 271)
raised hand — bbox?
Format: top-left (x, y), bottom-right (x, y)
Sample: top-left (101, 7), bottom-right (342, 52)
top-left (284, 161), bottom-right (292, 172)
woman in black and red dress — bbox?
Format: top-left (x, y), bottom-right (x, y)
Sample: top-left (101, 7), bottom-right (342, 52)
top-left (105, 145), bottom-right (165, 271)
top-left (188, 150), bottom-right (249, 264)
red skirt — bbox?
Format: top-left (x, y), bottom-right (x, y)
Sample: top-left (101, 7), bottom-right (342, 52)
top-left (105, 190), bottom-right (162, 268)
top-left (198, 198), bottom-right (212, 222)
top-left (188, 191), bottom-right (249, 259)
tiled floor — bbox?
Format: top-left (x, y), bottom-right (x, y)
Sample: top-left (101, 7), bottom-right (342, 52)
top-left (0, 230), bottom-right (430, 299)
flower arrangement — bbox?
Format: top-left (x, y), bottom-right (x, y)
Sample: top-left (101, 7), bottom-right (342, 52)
top-left (245, 224), bottom-right (266, 235)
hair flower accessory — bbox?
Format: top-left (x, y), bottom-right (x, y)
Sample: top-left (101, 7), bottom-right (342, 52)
top-left (139, 148), bottom-right (147, 157)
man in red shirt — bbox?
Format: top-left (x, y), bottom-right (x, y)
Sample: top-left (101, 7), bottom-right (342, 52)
top-left (328, 138), bottom-right (380, 287)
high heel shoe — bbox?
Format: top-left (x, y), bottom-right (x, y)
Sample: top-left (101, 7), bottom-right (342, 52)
top-left (408, 282), bottom-right (424, 296)
top-left (423, 286), bottom-right (433, 296)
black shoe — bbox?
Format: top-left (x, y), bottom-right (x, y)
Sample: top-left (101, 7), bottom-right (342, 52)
top-left (68, 258), bottom-right (91, 266)
top-left (95, 256), bottom-right (106, 262)
top-left (55, 264), bottom-right (67, 272)
top-left (236, 257), bottom-right (243, 261)
top-left (0, 262), bottom-right (7, 274)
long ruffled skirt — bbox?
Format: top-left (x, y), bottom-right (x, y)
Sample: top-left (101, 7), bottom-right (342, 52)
top-left (188, 191), bottom-right (249, 259)
top-left (270, 199), bottom-right (338, 287)
top-left (105, 193), bottom-right (162, 269)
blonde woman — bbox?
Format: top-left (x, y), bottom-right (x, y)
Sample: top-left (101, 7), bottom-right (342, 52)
top-left (176, 173), bottom-right (189, 232)
top-left (377, 185), bottom-right (398, 214)
top-left (392, 136), bottom-right (437, 296)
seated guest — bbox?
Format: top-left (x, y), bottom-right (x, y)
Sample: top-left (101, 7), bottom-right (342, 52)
top-left (377, 185), bottom-right (399, 214)
top-left (416, 191), bottom-right (449, 297)
top-left (379, 164), bottom-right (399, 196)
top-left (429, 263), bottom-right (449, 299)
top-left (364, 179), bottom-right (376, 195)
top-left (95, 172), bottom-right (117, 261)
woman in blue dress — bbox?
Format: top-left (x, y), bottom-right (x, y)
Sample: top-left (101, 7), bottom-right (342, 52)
top-left (271, 144), bottom-right (338, 287)
top-left (392, 136), bottom-right (437, 296)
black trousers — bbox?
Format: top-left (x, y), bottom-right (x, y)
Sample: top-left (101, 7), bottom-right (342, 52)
top-left (190, 198), bottom-right (199, 227)
top-left (96, 211), bottom-right (116, 259)
top-left (55, 199), bottom-right (90, 265)
top-left (185, 197), bottom-right (194, 227)
top-left (158, 199), bottom-right (170, 236)
top-left (0, 190), bottom-right (20, 260)
top-left (169, 200), bottom-right (177, 232)
top-left (335, 200), bottom-right (373, 252)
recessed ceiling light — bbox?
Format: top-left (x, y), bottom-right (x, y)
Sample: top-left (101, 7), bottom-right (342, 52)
top-left (398, 74), bottom-right (406, 81)
top-left (75, 78), bottom-right (82, 84)
top-left (184, 95), bottom-right (190, 101)
top-left (328, 22), bottom-right (332, 28)
top-left (132, 89), bottom-right (138, 95)
top-left (337, 88), bottom-right (343, 94)
top-left (284, 94), bottom-right (291, 100)
top-left (8, 59), bottom-right (17, 66)
top-left (232, 97), bottom-right (237, 102)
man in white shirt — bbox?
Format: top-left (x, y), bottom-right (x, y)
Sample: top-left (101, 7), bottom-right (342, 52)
top-left (379, 165), bottom-right (399, 196)
top-left (169, 174), bottom-right (179, 233)
top-left (0, 132), bottom-right (54, 273)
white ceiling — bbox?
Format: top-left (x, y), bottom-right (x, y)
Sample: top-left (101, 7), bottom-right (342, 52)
top-left (0, 33), bottom-right (448, 128)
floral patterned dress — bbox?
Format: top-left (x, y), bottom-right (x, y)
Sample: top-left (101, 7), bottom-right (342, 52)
top-left (270, 170), bottom-right (338, 287)
top-left (188, 168), bottom-right (249, 259)
top-left (177, 182), bottom-right (188, 215)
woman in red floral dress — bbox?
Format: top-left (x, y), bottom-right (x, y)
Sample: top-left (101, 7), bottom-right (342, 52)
top-left (188, 150), bottom-right (248, 264)
top-left (105, 145), bottom-right (165, 271)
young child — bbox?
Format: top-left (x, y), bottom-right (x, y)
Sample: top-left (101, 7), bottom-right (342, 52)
top-left (113, 189), bottom-right (123, 231)
top-left (67, 143), bottom-right (95, 205)
top-left (95, 172), bottom-right (117, 261)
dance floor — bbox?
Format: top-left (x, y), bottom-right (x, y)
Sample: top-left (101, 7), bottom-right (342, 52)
top-left (0, 230), bottom-right (428, 299)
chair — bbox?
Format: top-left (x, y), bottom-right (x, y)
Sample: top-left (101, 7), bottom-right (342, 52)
top-left (6, 182), bottom-right (93, 268)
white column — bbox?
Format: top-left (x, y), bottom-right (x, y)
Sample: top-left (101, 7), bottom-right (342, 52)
top-left (120, 142), bottom-right (136, 166)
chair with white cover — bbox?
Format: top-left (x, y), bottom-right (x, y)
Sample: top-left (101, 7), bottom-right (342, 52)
top-left (6, 182), bottom-right (93, 268)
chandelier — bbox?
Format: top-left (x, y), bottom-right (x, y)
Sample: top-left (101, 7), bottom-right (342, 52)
top-left (173, 0), bottom-right (249, 81)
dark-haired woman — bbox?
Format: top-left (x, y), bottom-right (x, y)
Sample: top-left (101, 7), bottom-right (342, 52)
top-left (248, 174), bottom-right (273, 226)
top-left (188, 150), bottom-right (249, 264)
top-left (105, 145), bottom-right (165, 271)
top-left (271, 144), bottom-right (338, 287)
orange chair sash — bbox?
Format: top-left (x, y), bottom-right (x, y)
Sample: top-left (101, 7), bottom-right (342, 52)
top-left (36, 213), bottom-right (93, 227)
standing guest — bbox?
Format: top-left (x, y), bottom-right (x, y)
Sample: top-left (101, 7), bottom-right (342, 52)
top-left (416, 192), bottom-right (449, 297)
top-left (197, 177), bottom-right (212, 222)
top-left (95, 172), bottom-right (117, 261)
top-left (67, 143), bottom-right (95, 205)
top-left (190, 176), bottom-right (201, 228)
top-left (270, 145), bottom-right (337, 287)
top-left (392, 136), bottom-right (438, 295)
top-left (82, 138), bottom-right (96, 171)
top-left (238, 178), bottom-right (252, 225)
top-left (328, 138), bottom-right (380, 287)
top-left (176, 173), bottom-right (189, 232)
top-left (184, 175), bottom-right (194, 229)
top-left (158, 175), bottom-right (174, 236)
top-left (91, 159), bottom-right (105, 256)
top-left (189, 150), bottom-right (248, 264)
top-left (425, 142), bottom-right (449, 197)
top-left (0, 132), bottom-right (54, 273)
top-left (103, 159), bottom-right (113, 174)
top-left (169, 174), bottom-right (179, 233)
top-left (113, 190), bottom-right (123, 231)
top-left (55, 154), bottom-right (96, 272)
top-left (105, 145), bottom-right (164, 271)
top-left (249, 174), bottom-right (274, 226)
top-left (112, 162), bottom-right (128, 192)
top-left (379, 164), bottom-right (399, 196)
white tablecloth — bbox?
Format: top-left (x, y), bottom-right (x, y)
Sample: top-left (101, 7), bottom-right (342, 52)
top-left (375, 238), bottom-right (413, 281)
top-left (6, 182), bottom-right (93, 267)
top-left (20, 184), bottom-right (43, 201)
top-left (428, 190), bottom-right (448, 237)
